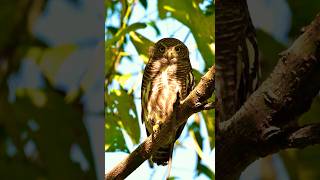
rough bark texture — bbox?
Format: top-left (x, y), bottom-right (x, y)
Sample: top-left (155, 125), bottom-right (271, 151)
top-left (105, 66), bottom-right (215, 180)
top-left (216, 13), bottom-right (320, 180)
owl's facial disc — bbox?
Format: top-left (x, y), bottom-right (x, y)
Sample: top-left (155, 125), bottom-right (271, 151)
top-left (165, 44), bottom-right (183, 63)
top-left (166, 47), bottom-right (176, 60)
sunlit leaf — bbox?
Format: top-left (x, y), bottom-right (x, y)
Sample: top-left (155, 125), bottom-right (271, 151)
top-left (106, 87), bottom-right (140, 145)
top-left (114, 73), bottom-right (132, 87)
top-left (105, 113), bottom-right (129, 152)
top-left (158, 0), bottom-right (214, 70)
top-left (129, 32), bottom-right (154, 64)
top-left (106, 23), bottom-right (147, 47)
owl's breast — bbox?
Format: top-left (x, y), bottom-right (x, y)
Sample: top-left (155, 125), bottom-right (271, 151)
top-left (147, 64), bottom-right (184, 121)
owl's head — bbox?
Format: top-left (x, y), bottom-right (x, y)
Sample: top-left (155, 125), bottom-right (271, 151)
top-left (149, 38), bottom-right (189, 62)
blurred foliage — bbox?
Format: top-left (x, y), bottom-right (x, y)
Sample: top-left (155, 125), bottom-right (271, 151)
top-left (105, 0), bottom-right (215, 178)
top-left (0, 87), bottom-right (95, 179)
top-left (287, 0), bottom-right (320, 39)
top-left (256, 30), bottom-right (286, 81)
top-left (0, 1), bottom-right (99, 179)
top-left (255, 1), bottom-right (320, 179)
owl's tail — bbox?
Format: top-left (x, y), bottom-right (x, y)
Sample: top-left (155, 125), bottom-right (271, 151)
top-left (151, 144), bottom-right (174, 179)
top-left (151, 145), bottom-right (171, 166)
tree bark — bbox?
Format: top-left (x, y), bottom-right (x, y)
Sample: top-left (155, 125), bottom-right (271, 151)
top-left (216, 13), bottom-right (320, 180)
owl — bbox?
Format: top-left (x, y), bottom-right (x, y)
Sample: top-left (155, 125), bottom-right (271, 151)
top-left (216, 0), bottom-right (260, 123)
top-left (141, 38), bottom-right (194, 165)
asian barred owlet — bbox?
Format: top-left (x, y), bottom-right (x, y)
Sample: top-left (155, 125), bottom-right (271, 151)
top-left (141, 38), bottom-right (194, 165)
top-left (216, 0), bottom-right (260, 123)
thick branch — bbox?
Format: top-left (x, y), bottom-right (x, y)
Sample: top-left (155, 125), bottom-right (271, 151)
top-left (105, 66), bottom-right (215, 180)
top-left (286, 124), bottom-right (320, 148)
top-left (216, 14), bottom-right (320, 180)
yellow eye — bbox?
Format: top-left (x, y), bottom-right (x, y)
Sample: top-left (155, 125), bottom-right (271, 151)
top-left (175, 47), bottom-right (180, 52)
top-left (159, 46), bottom-right (165, 52)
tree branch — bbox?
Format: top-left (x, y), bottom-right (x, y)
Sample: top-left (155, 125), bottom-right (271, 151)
top-left (286, 124), bottom-right (320, 148)
top-left (216, 13), bottom-right (320, 180)
top-left (105, 66), bottom-right (215, 180)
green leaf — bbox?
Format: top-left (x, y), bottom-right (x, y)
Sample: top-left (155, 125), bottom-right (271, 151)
top-left (167, 177), bottom-right (178, 180)
top-left (129, 32), bottom-right (154, 64)
top-left (105, 112), bottom-right (129, 152)
top-left (106, 26), bottom-right (119, 35)
top-left (106, 87), bottom-right (140, 145)
top-left (106, 23), bottom-right (147, 47)
top-left (202, 109), bottom-right (214, 149)
top-left (189, 116), bottom-right (204, 177)
top-left (192, 69), bottom-right (203, 84)
top-left (139, 0), bottom-right (148, 9)
top-left (188, 121), bottom-right (203, 152)
top-left (148, 21), bottom-right (161, 36)
top-left (158, 0), bottom-right (214, 70)
top-left (114, 73), bottom-right (132, 87)
top-left (197, 163), bottom-right (214, 179)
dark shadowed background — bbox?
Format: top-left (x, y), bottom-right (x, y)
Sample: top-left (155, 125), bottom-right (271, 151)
top-left (241, 0), bottom-right (320, 179)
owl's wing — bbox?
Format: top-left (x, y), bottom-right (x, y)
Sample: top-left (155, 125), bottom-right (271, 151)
top-left (174, 69), bottom-right (195, 141)
top-left (141, 61), bottom-right (156, 136)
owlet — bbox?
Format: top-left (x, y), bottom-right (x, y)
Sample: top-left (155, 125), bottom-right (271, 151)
top-left (141, 38), bottom-right (194, 165)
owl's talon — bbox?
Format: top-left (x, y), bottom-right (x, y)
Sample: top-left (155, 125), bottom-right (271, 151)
top-left (153, 122), bottom-right (162, 133)
top-left (153, 124), bottom-right (160, 132)
top-left (262, 126), bottom-right (281, 140)
top-left (195, 102), bottom-right (202, 108)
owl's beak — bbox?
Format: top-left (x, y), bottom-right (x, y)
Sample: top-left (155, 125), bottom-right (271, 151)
top-left (166, 48), bottom-right (175, 61)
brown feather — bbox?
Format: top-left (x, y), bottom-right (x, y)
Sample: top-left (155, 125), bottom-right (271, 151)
top-left (141, 38), bottom-right (194, 166)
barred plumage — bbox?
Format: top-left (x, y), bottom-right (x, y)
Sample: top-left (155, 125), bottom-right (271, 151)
top-left (141, 38), bottom-right (194, 165)
top-left (216, 0), bottom-right (260, 123)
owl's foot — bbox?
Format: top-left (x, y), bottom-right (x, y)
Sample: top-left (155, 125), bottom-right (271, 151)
top-left (195, 101), bottom-right (215, 110)
top-left (153, 121), bottom-right (162, 133)
top-left (262, 126), bottom-right (281, 140)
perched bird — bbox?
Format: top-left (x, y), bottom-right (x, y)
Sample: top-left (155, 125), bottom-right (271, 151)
top-left (141, 38), bottom-right (194, 166)
top-left (215, 0), bottom-right (260, 123)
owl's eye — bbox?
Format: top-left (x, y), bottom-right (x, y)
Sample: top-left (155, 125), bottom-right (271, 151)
top-left (175, 47), bottom-right (181, 52)
top-left (159, 46), bottom-right (165, 52)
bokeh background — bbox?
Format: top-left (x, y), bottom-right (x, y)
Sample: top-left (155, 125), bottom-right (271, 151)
top-left (0, 0), bottom-right (104, 179)
top-left (105, 0), bottom-right (214, 179)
